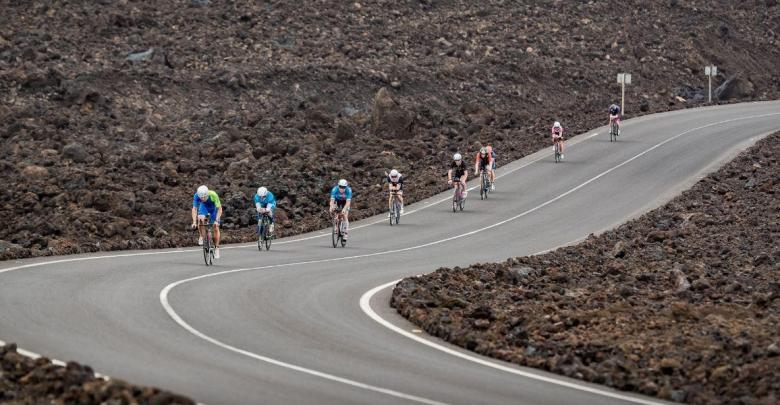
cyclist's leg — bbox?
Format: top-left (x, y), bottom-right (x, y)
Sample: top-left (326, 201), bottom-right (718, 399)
top-left (213, 222), bottom-right (221, 248)
top-left (397, 189), bottom-right (404, 211)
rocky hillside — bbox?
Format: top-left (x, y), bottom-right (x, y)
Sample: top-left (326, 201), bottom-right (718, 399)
top-left (2, 0), bottom-right (779, 259)
top-left (392, 132), bottom-right (780, 403)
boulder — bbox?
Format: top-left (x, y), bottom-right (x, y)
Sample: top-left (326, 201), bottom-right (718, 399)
top-left (372, 87), bottom-right (414, 139)
top-left (715, 75), bottom-right (755, 100)
top-left (63, 143), bottom-right (88, 163)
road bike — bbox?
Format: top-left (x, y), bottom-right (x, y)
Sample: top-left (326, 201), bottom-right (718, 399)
top-left (554, 140), bottom-right (562, 163)
top-left (610, 120), bottom-right (619, 142)
top-left (256, 211), bottom-right (273, 251)
top-left (479, 169), bottom-right (490, 200)
top-left (199, 214), bottom-right (216, 266)
top-left (331, 208), bottom-right (348, 248)
top-left (388, 191), bottom-right (402, 226)
top-left (452, 181), bottom-right (465, 212)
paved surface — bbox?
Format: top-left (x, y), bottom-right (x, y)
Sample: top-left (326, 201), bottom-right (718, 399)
top-left (1, 102), bottom-right (779, 405)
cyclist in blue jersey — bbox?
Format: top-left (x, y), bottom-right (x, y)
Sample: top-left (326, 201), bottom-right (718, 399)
top-left (329, 179), bottom-right (352, 240)
top-left (253, 186), bottom-right (277, 234)
top-left (191, 185), bottom-right (223, 259)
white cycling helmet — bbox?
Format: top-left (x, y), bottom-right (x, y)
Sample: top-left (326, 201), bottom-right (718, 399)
top-left (453, 153), bottom-right (462, 161)
top-left (338, 179), bottom-right (348, 187)
top-left (480, 147), bottom-right (487, 154)
top-left (196, 185), bottom-right (209, 198)
top-left (257, 187), bottom-right (268, 197)
top-left (389, 169), bottom-right (399, 178)
top-left (553, 121), bottom-right (561, 128)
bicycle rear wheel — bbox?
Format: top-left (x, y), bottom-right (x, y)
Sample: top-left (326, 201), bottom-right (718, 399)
top-left (389, 205), bottom-right (395, 226)
top-left (394, 201), bottom-right (401, 225)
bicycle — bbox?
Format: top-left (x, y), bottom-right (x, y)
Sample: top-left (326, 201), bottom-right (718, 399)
top-left (388, 191), bottom-right (402, 226)
top-left (199, 214), bottom-right (216, 266)
top-left (451, 181), bottom-right (465, 212)
top-left (256, 212), bottom-right (273, 251)
top-left (610, 120), bottom-right (619, 142)
top-left (331, 208), bottom-right (348, 248)
top-left (554, 139), bottom-right (562, 163)
top-left (479, 169), bottom-right (490, 200)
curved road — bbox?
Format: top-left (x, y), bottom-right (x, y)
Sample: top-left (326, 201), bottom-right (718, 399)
top-left (2, 102), bottom-right (779, 405)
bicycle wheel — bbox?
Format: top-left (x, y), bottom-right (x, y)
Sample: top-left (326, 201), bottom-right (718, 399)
top-left (389, 205), bottom-right (395, 226)
top-left (554, 143), bottom-right (560, 163)
top-left (203, 234), bottom-right (212, 266)
top-left (452, 195), bottom-right (457, 212)
top-left (332, 225), bottom-right (338, 248)
top-left (263, 220), bottom-right (272, 250)
top-left (257, 222), bottom-right (263, 251)
top-left (394, 201), bottom-right (401, 225)
top-left (340, 221), bottom-right (347, 247)
top-left (459, 197), bottom-right (465, 211)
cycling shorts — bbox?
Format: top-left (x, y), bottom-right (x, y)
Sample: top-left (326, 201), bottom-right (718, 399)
top-left (334, 199), bottom-right (347, 210)
top-left (197, 204), bottom-right (220, 225)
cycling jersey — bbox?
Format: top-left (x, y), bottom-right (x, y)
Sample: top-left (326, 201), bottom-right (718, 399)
top-left (330, 186), bottom-right (353, 202)
top-left (475, 153), bottom-right (493, 168)
top-left (450, 161), bottom-right (467, 178)
top-left (387, 175), bottom-right (404, 191)
top-left (253, 192), bottom-right (277, 210)
top-left (551, 127), bottom-right (564, 139)
top-left (193, 190), bottom-right (221, 223)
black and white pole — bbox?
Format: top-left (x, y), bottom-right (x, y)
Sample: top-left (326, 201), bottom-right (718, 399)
top-left (704, 65), bottom-right (718, 103)
top-left (617, 73), bottom-right (632, 113)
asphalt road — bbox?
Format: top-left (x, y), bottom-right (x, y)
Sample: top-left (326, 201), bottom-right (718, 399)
top-left (2, 101), bottom-right (779, 405)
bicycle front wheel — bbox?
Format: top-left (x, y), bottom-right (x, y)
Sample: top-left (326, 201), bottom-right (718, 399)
top-left (203, 236), bottom-right (212, 266)
top-left (332, 227), bottom-right (338, 248)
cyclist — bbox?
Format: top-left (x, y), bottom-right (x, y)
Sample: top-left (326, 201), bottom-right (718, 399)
top-left (386, 169), bottom-right (404, 216)
top-left (487, 145), bottom-right (497, 190)
top-left (609, 104), bottom-right (621, 135)
top-left (551, 121), bottom-right (564, 160)
top-left (474, 147), bottom-right (495, 191)
top-left (253, 186), bottom-right (277, 234)
top-left (191, 185), bottom-right (223, 259)
top-left (447, 153), bottom-right (468, 197)
top-left (329, 179), bottom-right (352, 240)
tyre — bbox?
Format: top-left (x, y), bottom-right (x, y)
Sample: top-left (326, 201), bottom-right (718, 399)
top-left (394, 202), bottom-right (401, 225)
top-left (459, 198), bottom-right (465, 211)
top-left (452, 199), bottom-right (457, 212)
top-left (340, 222), bottom-right (347, 247)
top-left (257, 223), bottom-right (263, 251)
top-left (203, 236), bottom-right (212, 266)
top-left (332, 227), bottom-right (338, 248)
top-left (389, 207), bottom-right (395, 226)
top-left (263, 225), bottom-right (272, 250)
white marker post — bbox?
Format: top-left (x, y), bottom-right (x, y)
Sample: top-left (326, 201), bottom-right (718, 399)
top-left (617, 73), bottom-right (632, 114)
top-left (704, 65), bottom-right (718, 103)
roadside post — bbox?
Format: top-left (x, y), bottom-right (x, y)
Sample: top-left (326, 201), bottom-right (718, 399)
top-left (617, 73), bottom-right (632, 113)
top-left (704, 65), bottom-right (718, 103)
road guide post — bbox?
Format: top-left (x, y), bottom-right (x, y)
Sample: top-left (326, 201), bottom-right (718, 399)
top-left (617, 73), bottom-right (631, 113)
top-left (704, 65), bottom-right (718, 103)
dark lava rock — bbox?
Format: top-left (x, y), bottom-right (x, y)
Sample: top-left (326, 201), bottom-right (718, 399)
top-left (393, 133), bottom-right (780, 404)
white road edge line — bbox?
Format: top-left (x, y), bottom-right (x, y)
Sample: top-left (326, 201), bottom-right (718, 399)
top-left (359, 275), bottom-right (665, 405)
top-left (159, 113), bottom-right (778, 403)
top-left (158, 286), bottom-right (447, 405)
